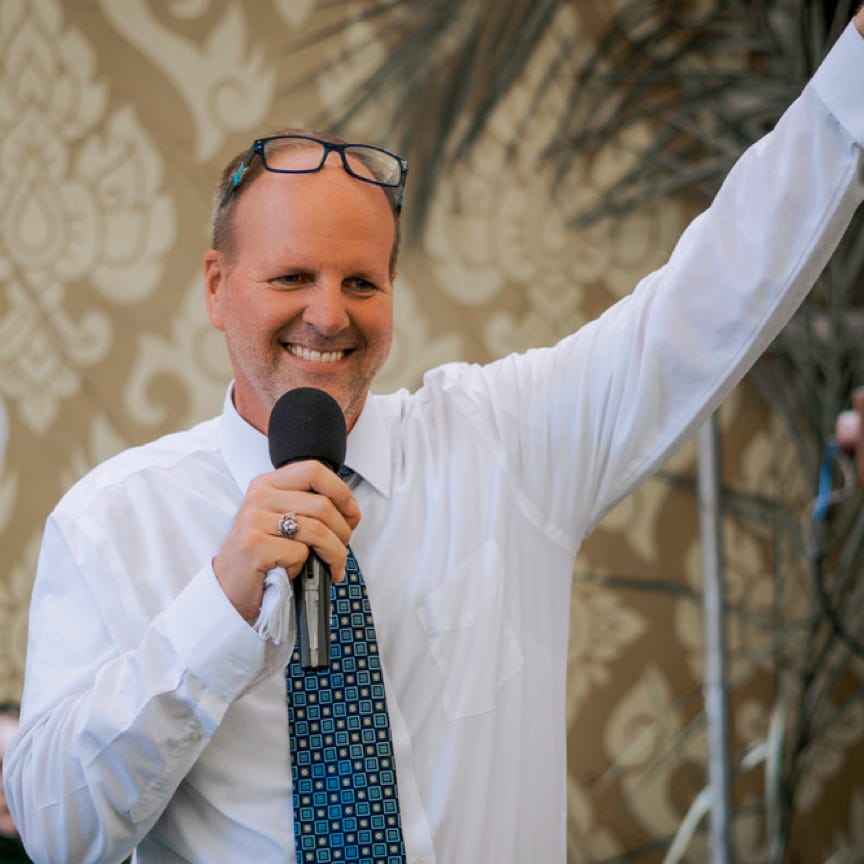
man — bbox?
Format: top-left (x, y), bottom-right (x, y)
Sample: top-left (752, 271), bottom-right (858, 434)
top-left (5, 10), bottom-right (864, 863)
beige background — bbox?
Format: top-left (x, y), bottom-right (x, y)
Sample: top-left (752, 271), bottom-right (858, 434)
top-left (1, 0), bottom-right (862, 859)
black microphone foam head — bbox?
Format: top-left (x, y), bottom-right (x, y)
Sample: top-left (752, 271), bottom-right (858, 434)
top-left (268, 387), bottom-right (347, 471)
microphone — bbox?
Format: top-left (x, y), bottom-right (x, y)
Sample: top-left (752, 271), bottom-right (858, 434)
top-left (268, 387), bottom-right (347, 669)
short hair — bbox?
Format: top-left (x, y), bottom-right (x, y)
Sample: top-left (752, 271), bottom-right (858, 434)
top-left (211, 128), bottom-right (402, 273)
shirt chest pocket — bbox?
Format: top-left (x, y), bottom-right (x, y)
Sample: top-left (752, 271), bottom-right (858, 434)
top-left (416, 541), bottom-right (524, 721)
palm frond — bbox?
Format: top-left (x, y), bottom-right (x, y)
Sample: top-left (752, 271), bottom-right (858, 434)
top-left (287, 0), bottom-right (857, 236)
top-left (284, 0), bottom-right (573, 234)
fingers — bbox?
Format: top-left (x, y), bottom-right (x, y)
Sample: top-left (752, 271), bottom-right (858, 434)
top-left (264, 493), bottom-right (353, 547)
top-left (270, 461), bottom-right (361, 530)
top-left (265, 508), bottom-right (351, 580)
top-left (835, 387), bottom-right (864, 486)
top-left (213, 461), bottom-right (360, 621)
top-left (835, 410), bottom-right (860, 448)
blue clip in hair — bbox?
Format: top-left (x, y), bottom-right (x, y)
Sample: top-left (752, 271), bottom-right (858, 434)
top-left (231, 162), bottom-right (248, 188)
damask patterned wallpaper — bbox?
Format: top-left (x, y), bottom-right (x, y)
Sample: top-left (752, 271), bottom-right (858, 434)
top-left (1, 1), bottom-right (861, 859)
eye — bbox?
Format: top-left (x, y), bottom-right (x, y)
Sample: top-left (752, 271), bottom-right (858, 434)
top-left (345, 276), bottom-right (378, 294)
top-left (272, 273), bottom-right (310, 288)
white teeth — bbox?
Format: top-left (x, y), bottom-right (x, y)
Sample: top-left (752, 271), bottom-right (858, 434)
top-left (287, 345), bottom-right (345, 363)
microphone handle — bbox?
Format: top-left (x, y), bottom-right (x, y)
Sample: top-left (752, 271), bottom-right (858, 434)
top-left (295, 552), bottom-right (332, 670)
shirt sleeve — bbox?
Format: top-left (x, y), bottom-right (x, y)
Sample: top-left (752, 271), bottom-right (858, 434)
top-left (3, 511), bottom-right (290, 864)
top-left (437, 20), bottom-right (864, 548)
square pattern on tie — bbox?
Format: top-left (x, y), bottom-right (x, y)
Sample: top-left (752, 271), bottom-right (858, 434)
top-left (286, 548), bottom-right (405, 864)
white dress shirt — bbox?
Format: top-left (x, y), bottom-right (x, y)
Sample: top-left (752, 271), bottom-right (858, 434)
top-left (5, 21), bottom-right (864, 864)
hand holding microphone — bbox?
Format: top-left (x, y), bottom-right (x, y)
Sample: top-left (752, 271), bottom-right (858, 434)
top-left (268, 388), bottom-right (348, 669)
top-left (211, 388), bottom-right (356, 668)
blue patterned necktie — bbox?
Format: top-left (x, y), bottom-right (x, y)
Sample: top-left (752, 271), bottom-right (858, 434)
top-left (285, 492), bottom-right (406, 864)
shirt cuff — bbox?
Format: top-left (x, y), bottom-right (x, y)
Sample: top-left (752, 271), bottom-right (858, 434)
top-left (160, 564), bottom-right (267, 703)
top-left (812, 20), bottom-right (864, 145)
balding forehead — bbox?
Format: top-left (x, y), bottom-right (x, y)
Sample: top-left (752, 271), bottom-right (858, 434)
top-left (235, 158), bottom-right (397, 261)
top-left (214, 134), bottom-right (404, 273)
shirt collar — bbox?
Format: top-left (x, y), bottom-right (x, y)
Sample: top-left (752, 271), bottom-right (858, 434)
top-left (344, 392), bottom-right (391, 498)
top-left (218, 385), bottom-right (392, 499)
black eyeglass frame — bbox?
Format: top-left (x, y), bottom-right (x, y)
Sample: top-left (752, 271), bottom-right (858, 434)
top-left (221, 134), bottom-right (408, 214)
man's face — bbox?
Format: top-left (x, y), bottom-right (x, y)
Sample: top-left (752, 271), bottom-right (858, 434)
top-left (204, 151), bottom-right (396, 433)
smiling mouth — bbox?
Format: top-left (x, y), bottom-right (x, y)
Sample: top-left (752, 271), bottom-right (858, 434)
top-left (285, 344), bottom-right (348, 363)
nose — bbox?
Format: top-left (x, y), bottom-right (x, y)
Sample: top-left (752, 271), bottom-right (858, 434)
top-left (302, 279), bottom-right (350, 336)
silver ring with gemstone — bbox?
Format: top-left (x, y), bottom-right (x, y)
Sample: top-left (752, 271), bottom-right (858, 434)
top-left (277, 512), bottom-right (299, 539)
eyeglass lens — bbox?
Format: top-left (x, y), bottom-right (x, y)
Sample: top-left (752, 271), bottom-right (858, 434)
top-left (261, 138), bottom-right (402, 188)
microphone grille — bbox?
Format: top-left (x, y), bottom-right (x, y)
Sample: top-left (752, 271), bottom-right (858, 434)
top-left (267, 387), bottom-right (347, 471)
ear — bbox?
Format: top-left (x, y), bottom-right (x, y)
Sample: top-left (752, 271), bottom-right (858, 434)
top-left (203, 249), bottom-right (227, 331)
